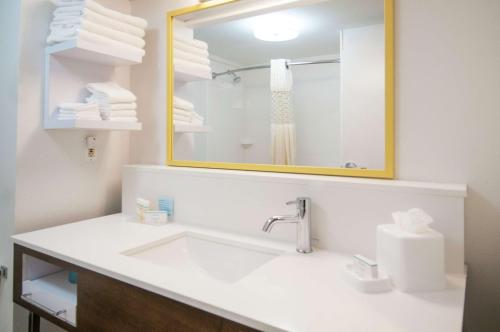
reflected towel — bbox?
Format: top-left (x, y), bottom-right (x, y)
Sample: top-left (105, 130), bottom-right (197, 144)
top-left (105, 110), bottom-right (137, 117)
top-left (52, 8), bottom-right (145, 38)
top-left (174, 60), bottom-right (212, 80)
top-left (174, 40), bottom-right (209, 58)
top-left (174, 36), bottom-right (208, 50)
top-left (173, 108), bottom-right (192, 118)
top-left (51, 0), bottom-right (148, 29)
top-left (104, 117), bottom-right (138, 122)
top-left (173, 96), bottom-right (194, 111)
top-left (174, 120), bottom-right (191, 126)
top-left (173, 113), bottom-right (191, 122)
top-left (50, 19), bottom-right (145, 48)
top-left (47, 29), bottom-right (145, 58)
top-left (174, 48), bottom-right (210, 66)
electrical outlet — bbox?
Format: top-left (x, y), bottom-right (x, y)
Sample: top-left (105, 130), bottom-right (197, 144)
top-left (86, 136), bottom-right (97, 162)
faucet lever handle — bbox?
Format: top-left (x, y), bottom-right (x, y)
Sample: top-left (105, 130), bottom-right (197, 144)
top-left (286, 199), bottom-right (298, 206)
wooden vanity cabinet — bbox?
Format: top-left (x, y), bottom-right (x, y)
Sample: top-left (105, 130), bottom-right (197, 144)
top-left (13, 244), bottom-right (260, 332)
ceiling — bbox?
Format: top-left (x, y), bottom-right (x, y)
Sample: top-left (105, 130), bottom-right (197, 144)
top-left (194, 0), bottom-right (384, 66)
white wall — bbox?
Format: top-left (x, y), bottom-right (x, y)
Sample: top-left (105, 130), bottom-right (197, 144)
top-left (0, 2), bottom-right (21, 332)
top-left (130, 0), bottom-right (198, 164)
top-left (340, 23), bottom-right (385, 169)
top-left (396, 1), bottom-right (500, 330)
top-left (8, 0), bottom-right (135, 331)
top-left (129, 1), bottom-right (500, 330)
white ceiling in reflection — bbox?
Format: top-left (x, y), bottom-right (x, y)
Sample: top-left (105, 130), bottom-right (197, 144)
top-left (194, 0), bottom-right (384, 65)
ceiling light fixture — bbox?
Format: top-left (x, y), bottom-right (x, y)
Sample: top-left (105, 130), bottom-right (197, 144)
top-left (253, 17), bottom-right (300, 42)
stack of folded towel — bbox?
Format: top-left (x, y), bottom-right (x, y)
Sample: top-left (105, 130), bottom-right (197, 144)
top-left (174, 36), bottom-right (212, 80)
top-left (56, 102), bottom-right (101, 121)
top-left (173, 96), bottom-right (205, 126)
top-left (47, 0), bottom-right (148, 60)
top-left (86, 82), bottom-right (138, 122)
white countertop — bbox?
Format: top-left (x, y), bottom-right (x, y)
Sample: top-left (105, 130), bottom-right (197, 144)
top-left (12, 214), bottom-right (466, 332)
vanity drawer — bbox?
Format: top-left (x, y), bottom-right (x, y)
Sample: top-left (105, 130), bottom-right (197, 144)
top-left (77, 269), bottom-right (224, 332)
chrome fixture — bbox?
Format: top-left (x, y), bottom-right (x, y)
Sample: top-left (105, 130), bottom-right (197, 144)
top-left (212, 58), bottom-right (340, 80)
top-left (262, 197), bottom-right (313, 253)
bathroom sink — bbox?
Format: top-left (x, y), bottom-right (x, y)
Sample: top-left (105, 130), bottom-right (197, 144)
top-left (122, 232), bottom-right (283, 283)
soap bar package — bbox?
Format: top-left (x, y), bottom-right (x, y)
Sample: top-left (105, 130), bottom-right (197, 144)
top-left (376, 224), bottom-right (446, 292)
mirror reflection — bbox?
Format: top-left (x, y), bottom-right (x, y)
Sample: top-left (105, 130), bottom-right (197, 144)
top-left (172, 0), bottom-right (386, 170)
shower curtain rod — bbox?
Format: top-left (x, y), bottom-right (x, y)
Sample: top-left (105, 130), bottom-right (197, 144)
top-left (211, 58), bottom-right (341, 79)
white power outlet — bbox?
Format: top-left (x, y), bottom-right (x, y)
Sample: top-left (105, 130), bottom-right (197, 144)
top-left (86, 136), bottom-right (97, 162)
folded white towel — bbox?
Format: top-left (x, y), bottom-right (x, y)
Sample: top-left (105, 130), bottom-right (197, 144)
top-left (57, 102), bottom-right (99, 112)
top-left (173, 96), bottom-right (194, 111)
top-left (50, 19), bottom-right (145, 48)
top-left (174, 40), bottom-right (209, 58)
top-left (174, 36), bottom-right (208, 51)
top-left (174, 120), bottom-right (191, 126)
top-left (47, 29), bottom-right (146, 58)
top-left (51, 0), bottom-right (148, 29)
top-left (174, 48), bottom-right (210, 66)
top-left (57, 111), bottom-right (101, 120)
top-left (104, 110), bottom-right (137, 117)
top-left (104, 117), bottom-right (138, 122)
top-left (87, 82), bottom-right (137, 103)
top-left (173, 113), bottom-right (192, 122)
top-left (174, 60), bottom-right (212, 80)
top-left (53, 8), bottom-right (145, 38)
top-left (173, 108), bottom-right (192, 118)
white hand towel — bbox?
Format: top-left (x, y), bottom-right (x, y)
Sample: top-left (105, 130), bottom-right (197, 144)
top-left (50, 19), bottom-right (145, 48)
top-left (174, 36), bottom-right (208, 51)
top-left (87, 82), bottom-right (137, 103)
top-left (173, 96), bottom-right (194, 111)
top-left (174, 60), bottom-right (212, 80)
top-left (174, 40), bottom-right (209, 58)
top-left (51, 0), bottom-right (148, 29)
top-left (58, 102), bottom-right (99, 112)
top-left (174, 48), bottom-right (210, 66)
top-left (52, 8), bottom-right (145, 38)
top-left (47, 29), bottom-right (146, 58)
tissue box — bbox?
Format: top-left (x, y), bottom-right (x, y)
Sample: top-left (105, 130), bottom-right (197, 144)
top-left (376, 224), bottom-right (446, 292)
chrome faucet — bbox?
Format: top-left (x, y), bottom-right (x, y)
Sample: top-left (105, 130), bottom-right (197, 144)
top-left (262, 197), bottom-right (313, 253)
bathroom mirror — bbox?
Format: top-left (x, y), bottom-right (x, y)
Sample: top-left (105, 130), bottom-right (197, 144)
top-left (167, 0), bottom-right (394, 178)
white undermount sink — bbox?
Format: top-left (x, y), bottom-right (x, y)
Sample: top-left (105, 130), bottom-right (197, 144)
top-left (122, 232), bottom-right (283, 283)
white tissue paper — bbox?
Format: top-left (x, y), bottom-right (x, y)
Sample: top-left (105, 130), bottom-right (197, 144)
top-left (392, 208), bottom-right (434, 233)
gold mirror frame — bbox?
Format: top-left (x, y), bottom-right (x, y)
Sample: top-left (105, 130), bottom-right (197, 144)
top-left (167, 0), bottom-right (394, 179)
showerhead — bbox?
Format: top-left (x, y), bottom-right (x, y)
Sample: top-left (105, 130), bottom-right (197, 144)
top-left (231, 72), bottom-right (242, 84)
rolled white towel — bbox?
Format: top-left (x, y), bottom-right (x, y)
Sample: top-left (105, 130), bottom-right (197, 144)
top-left (174, 48), bottom-right (210, 66)
top-left (174, 40), bottom-right (209, 58)
top-left (174, 36), bottom-right (208, 51)
top-left (52, 8), bottom-right (145, 38)
top-left (173, 96), bottom-right (194, 111)
top-left (87, 82), bottom-right (137, 103)
top-left (51, 0), bottom-right (148, 29)
top-left (50, 19), bottom-right (145, 48)
top-left (47, 29), bottom-right (145, 58)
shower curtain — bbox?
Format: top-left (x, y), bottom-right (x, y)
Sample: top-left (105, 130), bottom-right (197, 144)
top-left (270, 59), bottom-right (296, 165)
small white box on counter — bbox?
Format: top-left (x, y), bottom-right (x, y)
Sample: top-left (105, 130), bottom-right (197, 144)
top-left (376, 224), bottom-right (446, 292)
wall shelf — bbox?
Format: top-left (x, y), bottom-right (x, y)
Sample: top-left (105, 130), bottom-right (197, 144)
top-left (46, 39), bottom-right (143, 66)
top-left (45, 119), bottom-right (142, 131)
top-left (174, 124), bottom-right (212, 133)
top-left (44, 40), bottom-right (143, 131)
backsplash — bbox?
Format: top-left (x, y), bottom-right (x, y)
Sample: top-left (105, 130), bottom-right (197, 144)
top-left (122, 165), bottom-right (466, 273)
